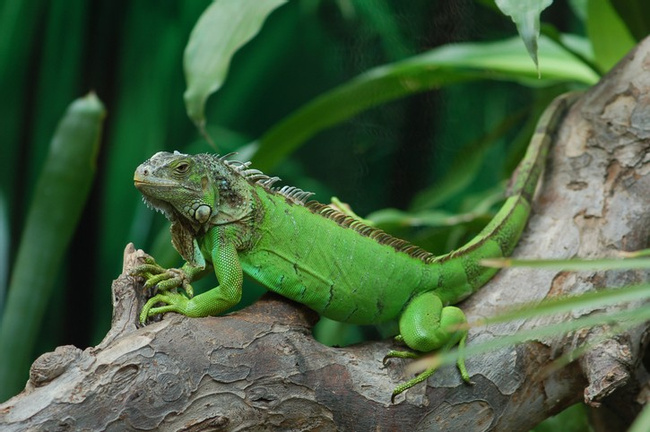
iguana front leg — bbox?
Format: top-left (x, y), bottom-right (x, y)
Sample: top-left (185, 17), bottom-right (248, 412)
top-left (138, 229), bottom-right (243, 323)
top-left (385, 292), bottom-right (470, 401)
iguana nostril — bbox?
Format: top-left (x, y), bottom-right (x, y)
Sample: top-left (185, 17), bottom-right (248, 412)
top-left (138, 166), bottom-right (149, 176)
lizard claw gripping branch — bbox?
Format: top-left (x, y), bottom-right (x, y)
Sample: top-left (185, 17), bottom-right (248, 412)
top-left (132, 94), bottom-right (576, 400)
top-left (130, 256), bottom-right (205, 323)
top-left (132, 256), bottom-right (195, 296)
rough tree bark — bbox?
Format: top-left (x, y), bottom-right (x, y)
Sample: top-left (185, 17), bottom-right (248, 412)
top-left (2, 38), bottom-right (650, 432)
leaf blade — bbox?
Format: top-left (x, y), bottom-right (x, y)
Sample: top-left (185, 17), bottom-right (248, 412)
top-left (183, 0), bottom-right (287, 127)
top-left (0, 93), bottom-right (105, 401)
top-left (587, 0), bottom-right (636, 72)
top-left (495, 0), bottom-right (554, 72)
top-left (251, 35), bottom-right (598, 171)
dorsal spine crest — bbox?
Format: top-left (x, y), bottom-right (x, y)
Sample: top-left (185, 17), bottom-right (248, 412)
top-left (306, 202), bottom-right (436, 263)
top-left (221, 155), bottom-right (314, 205)
top-left (219, 153), bottom-right (434, 262)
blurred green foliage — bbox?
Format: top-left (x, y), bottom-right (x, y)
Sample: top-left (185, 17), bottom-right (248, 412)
top-left (0, 4), bottom-right (647, 428)
top-left (0, 93), bottom-right (105, 400)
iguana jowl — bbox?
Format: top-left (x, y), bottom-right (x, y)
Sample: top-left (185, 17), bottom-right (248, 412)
top-left (133, 93), bottom-right (576, 400)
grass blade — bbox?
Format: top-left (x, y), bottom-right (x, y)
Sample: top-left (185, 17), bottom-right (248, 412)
top-left (0, 93), bottom-right (105, 402)
top-left (0, 192), bottom-right (8, 320)
top-left (409, 283), bottom-right (650, 375)
top-left (481, 256), bottom-right (650, 271)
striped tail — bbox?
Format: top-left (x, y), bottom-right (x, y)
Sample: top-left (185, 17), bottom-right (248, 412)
top-left (432, 92), bottom-right (578, 303)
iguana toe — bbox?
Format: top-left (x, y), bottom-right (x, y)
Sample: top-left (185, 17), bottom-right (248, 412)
top-left (139, 292), bottom-right (190, 324)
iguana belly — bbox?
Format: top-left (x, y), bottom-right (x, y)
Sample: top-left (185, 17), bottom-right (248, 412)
top-left (241, 245), bottom-right (431, 324)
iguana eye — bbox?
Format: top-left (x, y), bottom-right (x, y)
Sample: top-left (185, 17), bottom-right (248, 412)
top-left (175, 162), bottom-right (190, 174)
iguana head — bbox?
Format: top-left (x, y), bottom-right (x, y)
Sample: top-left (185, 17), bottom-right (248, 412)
top-left (134, 151), bottom-right (254, 229)
top-left (133, 152), bottom-right (251, 228)
top-left (134, 151), bottom-right (255, 265)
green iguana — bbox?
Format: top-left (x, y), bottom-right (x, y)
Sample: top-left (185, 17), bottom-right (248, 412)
top-left (132, 93), bottom-right (576, 401)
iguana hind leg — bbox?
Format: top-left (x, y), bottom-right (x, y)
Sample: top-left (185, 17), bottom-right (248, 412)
top-left (385, 292), bottom-right (470, 401)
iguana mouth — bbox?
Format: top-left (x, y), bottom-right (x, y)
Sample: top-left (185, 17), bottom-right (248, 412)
top-left (133, 178), bottom-right (178, 188)
top-left (133, 164), bottom-right (187, 188)
top-left (134, 181), bottom-right (203, 199)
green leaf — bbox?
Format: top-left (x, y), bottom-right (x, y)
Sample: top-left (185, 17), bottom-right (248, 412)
top-left (610, 0), bottom-right (650, 41)
top-left (313, 317), bottom-right (366, 347)
top-left (587, 0), bottom-right (636, 72)
top-left (0, 93), bottom-right (105, 402)
top-left (532, 404), bottom-right (590, 432)
top-left (251, 35), bottom-right (598, 171)
top-left (495, 0), bottom-right (554, 72)
top-left (630, 402), bottom-right (650, 432)
top-left (368, 208), bottom-right (465, 228)
top-left (184, 0), bottom-right (287, 128)
top-left (568, 0), bottom-right (588, 22)
top-left (0, 192), bottom-right (8, 319)
top-left (346, 0), bottom-right (412, 61)
top-left (481, 256), bottom-right (650, 271)
top-left (368, 187), bottom-right (503, 230)
top-left (0, 0), bottom-right (48, 218)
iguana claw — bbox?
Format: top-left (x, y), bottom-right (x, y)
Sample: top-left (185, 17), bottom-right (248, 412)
top-left (385, 332), bottom-right (471, 403)
top-left (140, 292), bottom-right (192, 324)
top-left (130, 258), bottom-right (194, 298)
top-left (382, 349), bottom-right (419, 365)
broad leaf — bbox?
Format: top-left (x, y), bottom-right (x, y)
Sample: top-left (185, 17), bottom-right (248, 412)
top-left (0, 94), bottom-right (105, 401)
top-left (495, 0), bottom-right (554, 73)
top-left (184, 0), bottom-right (287, 127)
top-left (610, 0), bottom-right (650, 41)
top-left (251, 35), bottom-right (598, 171)
top-left (587, 0), bottom-right (636, 72)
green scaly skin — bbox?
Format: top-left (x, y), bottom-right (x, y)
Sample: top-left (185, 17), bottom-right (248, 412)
top-left (131, 93), bottom-right (576, 401)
